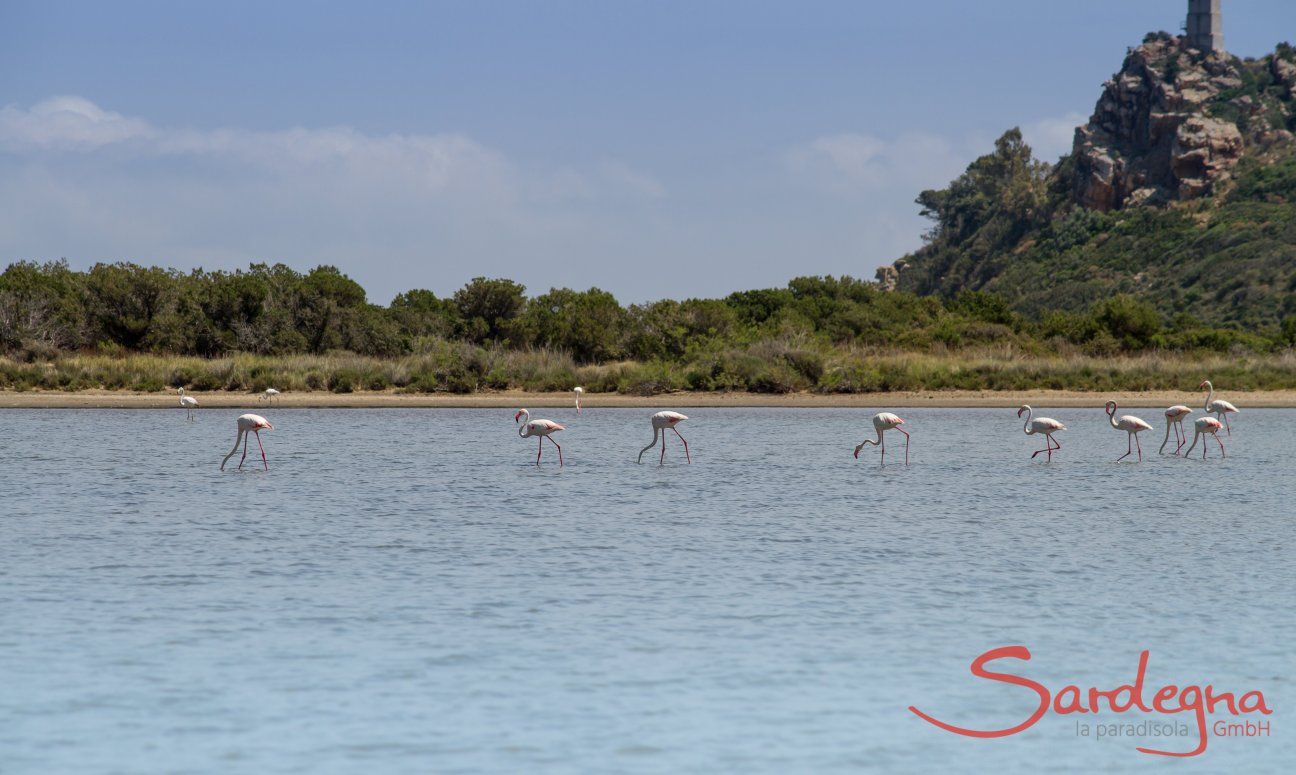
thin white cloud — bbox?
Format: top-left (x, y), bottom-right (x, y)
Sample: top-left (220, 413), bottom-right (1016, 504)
top-left (0, 96), bottom-right (156, 151)
top-left (1021, 112), bottom-right (1086, 162)
top-left (785, 131), bottom-right (972, 195)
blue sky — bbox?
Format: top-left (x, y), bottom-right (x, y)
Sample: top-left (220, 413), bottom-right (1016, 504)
top-left (2, 0), bottom-right (1294, 303)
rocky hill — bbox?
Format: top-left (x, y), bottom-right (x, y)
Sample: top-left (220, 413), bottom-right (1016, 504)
top-left (879, 34), bottom-right (1296, 329)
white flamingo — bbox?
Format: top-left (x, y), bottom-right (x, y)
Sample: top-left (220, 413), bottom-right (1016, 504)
top-left (573, 386), bottom-right (584, 414)
top-left (638, 411), bottom-right (690, 464)
top-left (221, 414), bottom-right (273, 470)
top-left (1159, 405), bottom-right (1193, 455)
top-left (259, 388), bottom-right (281, 404)
top-left (1017, 405), bottom-right (1066, 461)
top-left (854, 412), bottom-right (909, 465)
top-left (1184, 416), bottom-right (1226, 459)
top-left (1105, 401), bottom-right (1153, 462)
top-left (177, 387), bottom-right (198, 421)
top-left (515, 409), bottom-right (565, 466)
top-left (1199, 380), bottom-right (1239, 435)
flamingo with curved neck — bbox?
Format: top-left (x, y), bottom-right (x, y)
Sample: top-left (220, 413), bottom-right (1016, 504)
top-left (515, 409), bottom-right (565, 466)
top-left (854, 412), bottom-right (909, 465)
top-left (177, 387), bottom-right (198, 421)
top-left (1185, 416), bottom-right (1226, 459)
top-left (573, 386), bottom-right (584, 414)
top-left (1017, 405), bottom-right (1066, 461)
top-left (221, 414), bottom-right (273, 470)
top-left (638, 411), bottom-right (690, 464)
top-left (1199, 380), bottom-right (1239, 435)
top-left (1106, 401), bottom-right (1153, 462)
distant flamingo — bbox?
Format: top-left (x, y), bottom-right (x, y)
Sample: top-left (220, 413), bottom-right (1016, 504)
top-left (177, 387), bottom-right (198, 421)
top-left (1184, 416), bottom-right (1226, 459)
top-left (220, 414), bottom-right (273, 471)
top-left (638, 411), bottom-right (690, 464)
top-left (854, 412), bottom-right (909, 465)
top-left (1017, 405), bottom-right (1066, 461)
top-left (515, 409), bottom-right (565, 466)
top-left (1105, 401), bottom-right (1153, 462)
top-left (1199, 380), bottom-right (1239, 435)
top-left (1159, 405), bottom-right (1193, 455)
top-left (259, 388), bottom-right (281, 404)
top-left (573, 386), bottom-right (584, 414)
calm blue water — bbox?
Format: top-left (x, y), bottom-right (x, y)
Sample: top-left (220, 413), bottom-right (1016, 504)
top-left (1, 407), bottom-right (1291, 773)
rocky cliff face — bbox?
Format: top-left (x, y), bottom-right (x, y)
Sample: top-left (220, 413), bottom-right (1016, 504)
top-left (1073, 33), bottom-right (1290, 211)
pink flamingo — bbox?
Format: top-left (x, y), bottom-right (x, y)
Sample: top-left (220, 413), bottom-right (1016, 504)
top-left (1105, 401), bottom-right (1153, 462)
top-left (1184, 416), bottom-right (1226, 459)
top-left (220, 413), bottom-right (273, 470)
top-left (638, 411), bottom-right (690, 464)
top-left (854, 412), bottom-right (909, 465)
top-left (1159, 405), bottom-right (1193, 455)
top-left (515, 409), bottom-right (565, 466)
top-left (1199, 380), bottom-right (1239, 435)
top-left (573, 386), bottom-right (584, 414)
top-left (1017, 405), bottom-right (1066, 461)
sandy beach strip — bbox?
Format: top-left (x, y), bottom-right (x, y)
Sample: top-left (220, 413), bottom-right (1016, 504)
top-left (2, 389), bottom-right (1293, 409)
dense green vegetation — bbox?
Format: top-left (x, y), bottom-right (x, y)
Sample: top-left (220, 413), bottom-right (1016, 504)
top-left (2, 259), bottom-right (1294, 394)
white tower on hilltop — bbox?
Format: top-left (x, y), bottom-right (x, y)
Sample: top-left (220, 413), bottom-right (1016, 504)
top-left (1186, 0), bottom-right (1224, 53)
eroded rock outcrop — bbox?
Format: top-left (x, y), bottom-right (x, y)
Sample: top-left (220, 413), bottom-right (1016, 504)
top-left (1073, 34), bottom-right (1250, 210)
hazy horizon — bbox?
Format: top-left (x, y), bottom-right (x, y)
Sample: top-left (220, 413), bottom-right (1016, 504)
top-left (3, 0), bottom-right (1295, 304)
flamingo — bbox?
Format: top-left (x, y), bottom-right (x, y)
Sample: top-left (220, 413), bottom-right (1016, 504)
top-left (1159, 405), bottom-right (1193, 455)
top-left (1184, 416), bottom-right (1226, 459)
top-left (515, 409), bottom-right (565, 466)
top-left (1017, 405), bottom-right (1066, 461)
top-left (573, 386), bottom-right (584, 414)
top-left (1199, 380), bottom-right (1239, 435)
top-left (854, 412), bottom-right (909, 465)
top-left (637, 411), bottom-right (690, 464)
top-left (1105, 401), bottom-right (1153, 462)
top-left (259, 388), bottom-right (281, 404)
top-left (177, 387), bottom-right (198, 421)
top-left (220, 414), bottom-right (273, 470)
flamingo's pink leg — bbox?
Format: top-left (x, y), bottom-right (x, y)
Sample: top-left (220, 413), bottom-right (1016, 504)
top-left (1117, 433), bottom-right (1132, 462)
top-left (239, 433), bottom-right (249, 469)
top-left (255, 431), bottom-right (268, 470)
top-left (660, 434), bottom-right (666, 464)
top-left (672, 427), bottom-right (690, 463)
top-left (547, 435), bottom-right (563, 466)
top-left (1223, 413), bottom-right (1231, 435)
top-left (879, 432), bottom-right (886, 464)
top-left (1135, 433), bottom-right (1143, 461)
top-left (537, 436), bottom-right (543, 465)
top-left (897, 428), bottom-right (910, 465)
top-left (1216, 435), bottom-right (1225, 458)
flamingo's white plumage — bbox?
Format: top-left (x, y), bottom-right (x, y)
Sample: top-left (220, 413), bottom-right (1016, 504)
top-left (638, 411), bottom-right (690, 464)
top-left (573, 386), bottom-right (584, 414)
top-left (854, 412), bottom-right (909, 465)
top-left (1018, 405), bottom-right (1066, 461)
top-left (178, 387), bottom-right (198, 421)
top-left (1199, 380), bottom-right (1239, 435)
top-left (1105, 401), bottom-right (1153, 462)
top-left (1160, 405), bottom-right (1193, 455)
top-left (260, 388), bottom-right (281, 404)
top-left (221, 413), bottom-right (273, 470)
top-left (515, 409), bottom-right (565, 465)
top-left (1185, 416), bottom-right (1226, 459)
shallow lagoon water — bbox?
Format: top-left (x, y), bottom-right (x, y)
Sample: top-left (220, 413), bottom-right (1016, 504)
top-left (1, 406), bottom-right (1292, 773)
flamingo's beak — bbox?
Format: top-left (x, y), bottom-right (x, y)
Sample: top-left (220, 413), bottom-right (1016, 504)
top-left (514, 411), bottom-right (522, 423)
top-left (1198, 381), bottom-right (1208, 389)
top-left (1016, 408), bottom-right (1025, 417)
top-left (853, 445), bottom-right (862, 459)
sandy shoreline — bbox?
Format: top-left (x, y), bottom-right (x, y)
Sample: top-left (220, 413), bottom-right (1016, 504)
top-left (1, 389), bottom-right (1290, 409)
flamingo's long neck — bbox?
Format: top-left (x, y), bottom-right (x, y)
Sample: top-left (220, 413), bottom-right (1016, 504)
top-left (637, 426), bottom-right (661, 463)
top-left (1203, 382), bottom-right (1215, 410)
top-left (220, 429), bottom-right (246, 470)
top-left (1107, 405), bottom-right (1120, 429)
top-left (1021, 407), bottom-right (1033, 435)
top-left (517, 410), bottom-right (530, 438)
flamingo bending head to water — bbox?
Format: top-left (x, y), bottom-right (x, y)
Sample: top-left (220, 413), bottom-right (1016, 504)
top-left (515, 409), bottom-right (565, 466)
top-left (573, 386), bottom-right (584, 414)
top-left (854, 412), bottom-right (908, 465)
top-left (177, 388), bottom-right (198, 421)
top-left (260, 388), bottom-right (281, 404)
top-left (638, 411), bottom-right (690, 464)
top-left (1159, 405), bottom-right (1193, 455)
top-left (1185, 416), bottom-right (1226, 459)
top-left (1105, 401), bottom-right (1153, 462)
top-left (1017, 405), bottom-right (1066, 461)
top-left (1199, 380), bottom-right (1239, 435)
top-left (221, 413), bottom-right (273, 470)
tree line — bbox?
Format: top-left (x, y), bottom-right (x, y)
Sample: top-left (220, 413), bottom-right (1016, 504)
top-left (1, 260), bottom-right (1293, 366)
